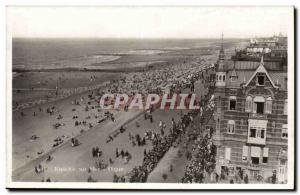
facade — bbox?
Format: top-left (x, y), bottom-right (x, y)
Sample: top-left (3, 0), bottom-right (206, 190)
top-left (213, 36), bottom-right (288, 183)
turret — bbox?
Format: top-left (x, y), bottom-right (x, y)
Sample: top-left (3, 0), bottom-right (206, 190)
top-left (215, 33), bottom-right (226, 87)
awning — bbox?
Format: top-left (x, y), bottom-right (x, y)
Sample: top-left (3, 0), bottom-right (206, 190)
top-left (229, 96), bottom-right (236, 100)
top-left (228, 120), bottom-right (235, 125)
top-left (251, 146), bottom-right (261, 157)
top-left (254, 96), bottom-right (265, 102)
top-left (263, 148), bottom-right (269, 157)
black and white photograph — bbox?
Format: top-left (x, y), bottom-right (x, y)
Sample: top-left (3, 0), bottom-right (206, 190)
top-left (6, 6), bottom-right (294, 189)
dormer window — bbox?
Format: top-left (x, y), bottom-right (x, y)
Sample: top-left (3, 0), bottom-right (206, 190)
top-left (257, 73), bottom-right (265, 86)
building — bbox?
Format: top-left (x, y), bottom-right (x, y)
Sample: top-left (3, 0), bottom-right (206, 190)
top-left (233, 35), bottom-right (288, 71)
top-left (213, 35), bottom-right (288, 183)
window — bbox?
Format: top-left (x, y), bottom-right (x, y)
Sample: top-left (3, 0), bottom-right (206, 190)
top-left (261, 129), bottom-right (265, 139)
top-left (227, 120), bottom-right (235, 134)
top-left (256, 102), bottom-right (264, 114)
top-left (251, 146), bottom-right (261, 164)
top-left (282, 124), bottom-right (288, 138)
top-left (249, 127), bottom-right (265, 139)
top-left (219, 75), bottom-right (221, 81)
top-left (251, 157), bottom-right (260, 164)
top-left (245, 96), bottom-right (253, 112)
top-left (229, 96), bottom-right (236, 110)
top-left (247, 119), bottom-right (268, 145)
top-left (253, 96), bottom-right (265, 114)
top-left (242, 146), bottom-right (248, 161)
top-left (262, 148), bottom-right (269, 164)
top-left (284, 99), bottom-right (288, 115)
top-left (265, 97), bottom-right (272, 114)
top-left (225, 147), bottom-right (231, 161)
top-left (257, 74), bottom-right (265, 86)
top-left (250, 128), bottom-right (256, 137)
top-left (223, 75), bottom-right (225, 81)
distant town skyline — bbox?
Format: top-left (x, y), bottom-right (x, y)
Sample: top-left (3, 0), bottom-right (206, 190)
top-left (7, 6), bottom-right (292, 39)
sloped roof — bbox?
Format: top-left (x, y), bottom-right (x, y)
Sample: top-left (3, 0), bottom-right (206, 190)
top-left (244, 58), bottom-right (278, 88)
top-left (226, 70), bottom-right (253, 88)
top-left (268, 72), bottom-right (287, 90)
top-left (226, 70), bottom-right (287, 90)
top-left (224, 60), bottom-right (281, 71)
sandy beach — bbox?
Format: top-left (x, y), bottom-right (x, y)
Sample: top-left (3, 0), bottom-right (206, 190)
top-left (11, 39), bottom-right (242, 182)
top-left (12, 71), bottom-right (209, 182)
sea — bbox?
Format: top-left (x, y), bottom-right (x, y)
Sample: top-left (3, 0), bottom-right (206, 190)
top-left (12, 38), bottom-right (232, 70)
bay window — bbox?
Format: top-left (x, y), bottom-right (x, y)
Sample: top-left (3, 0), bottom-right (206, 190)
top-left (247, 119), bottom-right (267, 145)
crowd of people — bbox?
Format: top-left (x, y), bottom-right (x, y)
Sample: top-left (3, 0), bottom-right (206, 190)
top-left (181, 133), bottom-right (217, 183)
top-left (176, 87), bottom-right (219, 184)
top-left (28, 58), bottom-right (210, 182)
top-left (109, 65), bottom-right (213, 183)
top-left (113, 110), bottom-right (198, 183)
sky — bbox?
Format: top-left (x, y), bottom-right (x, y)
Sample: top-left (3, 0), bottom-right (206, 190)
top-left (7, 6), bottom-right (293, 38)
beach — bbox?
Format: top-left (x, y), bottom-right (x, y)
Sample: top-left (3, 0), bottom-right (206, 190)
top-left (11, 38), bottom-right (243, 182)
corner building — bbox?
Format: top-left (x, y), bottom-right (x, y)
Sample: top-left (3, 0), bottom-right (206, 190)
top-left (213, 36), bottom-right (288, 183)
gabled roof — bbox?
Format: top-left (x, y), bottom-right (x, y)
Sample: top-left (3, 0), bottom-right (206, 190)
top-left (244, 56), bottom-right (278, 88)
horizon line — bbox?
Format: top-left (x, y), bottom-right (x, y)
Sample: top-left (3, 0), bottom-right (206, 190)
top-left (11, 37), bottom-right (254, 40)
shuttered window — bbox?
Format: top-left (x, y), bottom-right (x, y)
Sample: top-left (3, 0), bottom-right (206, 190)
top-left (250, 146), bottom-right (261, 164)
top-left (265, 97), bottom-right (272, 114)
top-left (263, 148), bottom-right (269, 163)
top-left (242, 146), bottom-right (248, 161)
top-left (227, 120), bottom-right (235, 134)
top-left (225, 147), bottom-right (231, 161)
top-left (245, 96), bottom-right (253, 112)
top-left (282, 124), bottom-right (288, 138)
top-left (284, 99), bottom-right (288, 115)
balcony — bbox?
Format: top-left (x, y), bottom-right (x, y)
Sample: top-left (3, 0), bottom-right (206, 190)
top-left (247, 136), bottom-right (266, 145)
top-left (248, 113), bottom-right (268, 120)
